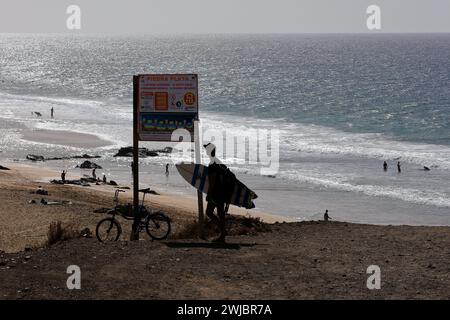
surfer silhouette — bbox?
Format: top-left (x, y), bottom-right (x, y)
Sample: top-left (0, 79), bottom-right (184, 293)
top-left (383, 161), bottom-right (388, 171)
top-left (203, 142), bottom-right (235, 243)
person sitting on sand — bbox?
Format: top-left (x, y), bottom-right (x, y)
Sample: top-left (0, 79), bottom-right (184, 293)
top-left (61, 170), bottom-right (66, 184)
top-left (204, 143), bottom-right (236, 243)
top-left (324, 209), bottom-right (331, 222)
top-left (36, 186), bottom-right (48, 195)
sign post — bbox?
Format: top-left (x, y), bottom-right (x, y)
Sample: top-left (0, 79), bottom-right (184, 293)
top-left (132, 74), bottom-right (203, 240)
top-left (131, 75), bottom-right (140, 240)
top-left (194, 120), bottom-right (205, 239)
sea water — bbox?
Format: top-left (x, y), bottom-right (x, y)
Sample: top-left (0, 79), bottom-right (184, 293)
top-left (0, 33), bottom-right (449, 225)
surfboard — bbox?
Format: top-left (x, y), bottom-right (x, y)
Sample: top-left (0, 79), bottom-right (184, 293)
top-left (176, 163), bottom-right (258, 209)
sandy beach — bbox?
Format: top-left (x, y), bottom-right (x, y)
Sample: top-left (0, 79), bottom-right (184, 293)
top-left (21, 129), bottom-right (112, 148)
top-left (0, 161), bottom-right (449, 299)
top-left (0, 162), bottom-right (289, 253)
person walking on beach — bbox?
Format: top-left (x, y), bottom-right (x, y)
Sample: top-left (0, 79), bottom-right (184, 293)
top-left (50, 107), bottom-right (54, 119)
top-left (204, 142), bottom-right (236, 243)
top-left (165, 163), bottom-right (169, 176)
top-left (397, 161), bottom-right (401, 173)
top-left (92, 168), bottom-right (96, 179)
top-left (324, 209), bottom-right (331, 222)
top-left (383, 161), bottom-right (388, 171)
top-left (61, 170), bottom-right (66, 184)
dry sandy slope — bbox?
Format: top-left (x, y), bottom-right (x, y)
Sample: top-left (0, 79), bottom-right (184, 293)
top-left (1, 222), bottom-right (450, 299)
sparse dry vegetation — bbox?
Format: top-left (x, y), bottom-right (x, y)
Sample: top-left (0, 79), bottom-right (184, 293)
top-left (46, 221), bottom-right (82, 246)
top-left (171, 214), bottom-right (271, 239)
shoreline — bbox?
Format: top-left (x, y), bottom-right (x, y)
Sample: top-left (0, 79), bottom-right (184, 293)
top-left (20, 129), bottom-right (113, 148)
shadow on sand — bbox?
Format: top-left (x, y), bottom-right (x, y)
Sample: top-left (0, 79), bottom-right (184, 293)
top-left (164, 241), bottom-right (260, 250)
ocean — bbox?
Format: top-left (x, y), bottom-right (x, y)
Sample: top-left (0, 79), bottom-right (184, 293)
top-left (0, 33), bottom-right (449, 225)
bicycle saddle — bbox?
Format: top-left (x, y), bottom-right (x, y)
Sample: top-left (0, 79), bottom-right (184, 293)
top-left (139, 188), bottom-right (152, 194)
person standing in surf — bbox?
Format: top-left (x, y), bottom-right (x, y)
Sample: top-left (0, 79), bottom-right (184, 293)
top-left (203, 142), bottom-right (236, 243)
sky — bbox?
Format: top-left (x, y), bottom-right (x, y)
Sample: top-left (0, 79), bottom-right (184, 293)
top-left (0, 0), bottom-right (449, 34)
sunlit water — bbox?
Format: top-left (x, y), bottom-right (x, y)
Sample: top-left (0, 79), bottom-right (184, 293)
top-left (0, 34), bottom-right (449, 225)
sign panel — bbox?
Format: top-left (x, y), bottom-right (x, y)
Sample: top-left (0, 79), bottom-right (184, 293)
top-left (137, 74), bottom-right (198, 141)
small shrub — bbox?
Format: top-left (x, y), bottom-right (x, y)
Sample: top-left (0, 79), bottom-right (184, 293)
top-left (172, 214), bottom-right (271, 240)
top-left (46, 221), bottom-right (81, 246)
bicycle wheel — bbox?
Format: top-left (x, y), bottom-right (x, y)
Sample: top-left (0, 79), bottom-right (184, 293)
top-left (96, 217), bottom-right (122, 242)
top-left (146, 212), bottom-right (171, 240)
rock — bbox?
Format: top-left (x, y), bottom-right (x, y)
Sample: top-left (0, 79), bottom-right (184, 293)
top-left (114, 146), bottom-right (172, 158)
top-left (76, 161), bottom-right (102, 169)
top-left (73, 154), bottom-right (101, 159)
top-left (109, 180), bottom-right (118, 186)
top-left (26, 154), bottom-right (45, 162)
top-left (27, 154), bottom-right (101, 161)
top-left (0, 165), bottom-right (10, 170)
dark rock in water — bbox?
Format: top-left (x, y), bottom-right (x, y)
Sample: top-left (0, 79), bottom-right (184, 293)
top-left (26, 154), bottom-right (45, 162)
top-left (73, 154), bottom-right (101, 159)
top-left (26, 154), bottom-right (100, 161)
top-left (0, 165), bottom-right (10, 170)
top-left (423, 166), bottom-right (431, 171)
top-left (76, 161), bottom-right (102, 169)
top-left (114, 146), bottom-right (172, 158)
top-left (109, 180), bottom-right (118, 186)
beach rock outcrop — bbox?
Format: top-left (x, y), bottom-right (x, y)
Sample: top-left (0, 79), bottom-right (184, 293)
top-left (73, 154), bottom-right (101, 159)
top-left (0, 165), bottom-right (10, 170)
top-left (76, 161), bottom-right (102, 169)
top-left (26, 154), bottom-right (45, 162)
top-left (26, 154), bottom-right (101, 162)
top-left (114, 146), bottom-right (172, 158)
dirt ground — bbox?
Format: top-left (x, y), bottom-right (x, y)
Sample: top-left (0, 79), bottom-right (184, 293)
top-left (1, 221), bottom-right (449, 299)
top-left (1, 164), bottom-right (450, 299)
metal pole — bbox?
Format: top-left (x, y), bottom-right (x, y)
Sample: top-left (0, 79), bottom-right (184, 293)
top-left (131, 75), bottom-right (140, 241)
top-left (194, 120), bottom-right (205, 239)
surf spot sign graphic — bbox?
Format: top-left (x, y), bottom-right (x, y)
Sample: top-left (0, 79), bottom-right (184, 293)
top-left (137, 74), bottom-right (198, 142)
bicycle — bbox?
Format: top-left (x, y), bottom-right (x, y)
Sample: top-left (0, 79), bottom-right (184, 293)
top-left (96, 188), bottom-right (171, 242)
